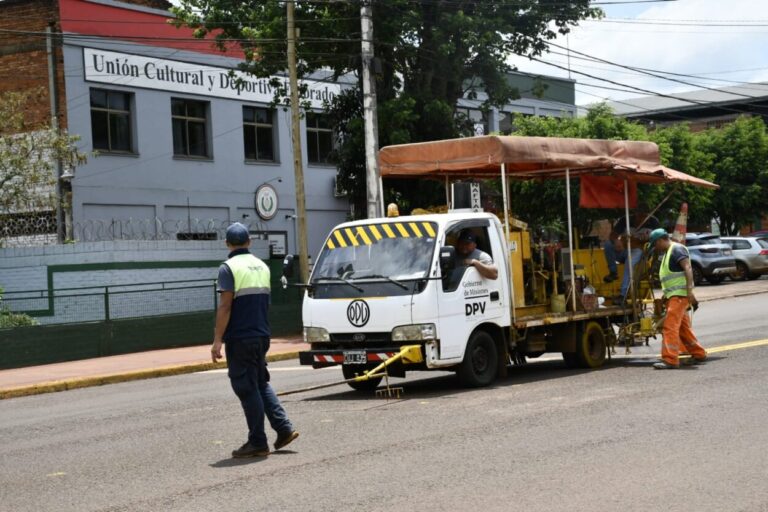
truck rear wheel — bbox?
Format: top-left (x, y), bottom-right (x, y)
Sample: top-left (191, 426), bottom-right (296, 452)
top-left (457, 331), bottom-right (498, 388)
top-left (575, 321), bottom-right (607, 369)
top-left (342, 364), bottom-right (383, 392)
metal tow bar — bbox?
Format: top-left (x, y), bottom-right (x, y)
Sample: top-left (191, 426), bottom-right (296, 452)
top-left (277, 345), bottom-right (424, 398)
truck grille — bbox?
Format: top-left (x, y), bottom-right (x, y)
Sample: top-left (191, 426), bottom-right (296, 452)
top-left (330, 332), bottom-right (392, 343)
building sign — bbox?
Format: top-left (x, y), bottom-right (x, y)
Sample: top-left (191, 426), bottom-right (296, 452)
top-left (83, 48), bottom-right (340, 109)
top-left (255, 183), bottom-right (279, 220)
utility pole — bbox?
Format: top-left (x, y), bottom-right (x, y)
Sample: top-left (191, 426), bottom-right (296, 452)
top-left (360, 0), bottom-right (382, 219)
top-left (287, 0), bottom-right (310, 283)
top-left (46, 24), bottom-right (65, 243)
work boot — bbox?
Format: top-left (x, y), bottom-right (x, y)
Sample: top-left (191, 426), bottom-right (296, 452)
top-left (603, 272), bottom-right (617, 283)
top-left (232, 442), bottom-right (270, 458)
top-left (653, 361), bottom-right (679, 370)
top-left (692, 357), bottom-right (707, 365)
top-left (274, 430), bottom-right (299, 451)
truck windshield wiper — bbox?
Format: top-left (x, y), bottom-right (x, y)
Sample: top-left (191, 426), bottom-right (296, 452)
top-left (355, 274), bottom-right (409, 290)
top-left (313, 276), bottom-right (364, 292)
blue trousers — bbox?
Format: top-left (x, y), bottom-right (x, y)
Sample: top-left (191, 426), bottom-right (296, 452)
top-left (225, 337), bottom-right (293, 448)
top-left (603, 241), bottom-right (643, 298)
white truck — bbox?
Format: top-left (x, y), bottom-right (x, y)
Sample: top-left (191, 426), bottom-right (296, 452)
top-left (285, 136), bottom-right (718, 390)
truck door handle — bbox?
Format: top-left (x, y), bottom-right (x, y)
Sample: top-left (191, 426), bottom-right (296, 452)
top-left (490, 291), bottom-right (499, 301)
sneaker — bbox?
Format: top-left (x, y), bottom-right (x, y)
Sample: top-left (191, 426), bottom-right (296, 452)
top-left (274, 430), bottom-right (299, 451)
top-left (232, 442), bottom-right (270, 458)
top-left (603, 272), bottom-right (618, 283)
top-left (653, 361), bottom-right (679, 370)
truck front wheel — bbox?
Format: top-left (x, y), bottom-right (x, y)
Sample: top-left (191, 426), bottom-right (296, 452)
top-left (342, 364), bottom-right (383, 392)
top-left (457, 331), bottom-right (498, 388)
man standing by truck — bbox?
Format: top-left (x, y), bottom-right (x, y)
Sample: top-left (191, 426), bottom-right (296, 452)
top-left (211, 222), bottom-right (299, 457)
top-left (649, 228), bottom-right (708, 369)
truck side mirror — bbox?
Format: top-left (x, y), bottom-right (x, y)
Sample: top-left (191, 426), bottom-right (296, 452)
top-left (439, 246), bottom-right (456, 275)
top-left (282, 254), bottom-right (295, 279)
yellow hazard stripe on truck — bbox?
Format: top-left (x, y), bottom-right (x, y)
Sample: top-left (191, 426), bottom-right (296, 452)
top-left (326, 222), bottom-right (437, 249)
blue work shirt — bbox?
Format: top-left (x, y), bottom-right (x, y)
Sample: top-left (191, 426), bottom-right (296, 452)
top-left (218, 248), bottom-right (271, 340)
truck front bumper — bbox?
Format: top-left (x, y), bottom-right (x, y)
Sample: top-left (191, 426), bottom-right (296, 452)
top-left (299, 348), bottom-right (405, 368)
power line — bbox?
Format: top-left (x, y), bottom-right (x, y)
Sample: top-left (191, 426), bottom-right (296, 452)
top-left (547, 43), bottom-right (768, 99)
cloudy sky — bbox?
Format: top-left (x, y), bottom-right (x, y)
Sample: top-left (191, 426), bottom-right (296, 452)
top-left (507, 0), bottom-right (768, 107)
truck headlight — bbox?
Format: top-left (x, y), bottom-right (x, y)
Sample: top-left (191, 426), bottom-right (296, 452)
top-left (304, 327), bottom-right (330, 343)
top-left (392, 323), bottom-right (436, 342)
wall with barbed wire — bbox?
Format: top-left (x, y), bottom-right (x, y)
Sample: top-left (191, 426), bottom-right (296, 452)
top-left (0, 214), bottom-right (273, 246)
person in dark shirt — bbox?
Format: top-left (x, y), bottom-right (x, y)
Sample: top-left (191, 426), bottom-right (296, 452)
top-left (212, 222), bottom-right (299, 458)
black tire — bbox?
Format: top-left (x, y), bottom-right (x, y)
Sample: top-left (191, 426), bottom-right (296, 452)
top-left (706, 274), bottom-right (725, 285)
top-left (342, 364), bottom-right (382, 392)
top-left (691, 264), bottom-right (704, 286)
top-left (746, 272), bottom-right (761, 281)
top-left (731, 261), bottom-right (749, 281)
top-left (562, 351), bottom-right (580, 369)
top-left (457, 330), bottom-right (498, 388)
top-left (575, 321), bottom-right (607, 369)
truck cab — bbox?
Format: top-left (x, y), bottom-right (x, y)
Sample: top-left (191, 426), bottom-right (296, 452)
top-left (296, 212), bottom-right (511, 389)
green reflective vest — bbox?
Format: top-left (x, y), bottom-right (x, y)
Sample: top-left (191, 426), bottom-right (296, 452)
top-left (660, 242), bottom-right (689, 299)
top-left (226, 253), bottom-right (270, 298)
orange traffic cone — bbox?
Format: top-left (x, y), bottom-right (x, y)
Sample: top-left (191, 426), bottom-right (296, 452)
top-left (671, 203), bottom-right (688, 244)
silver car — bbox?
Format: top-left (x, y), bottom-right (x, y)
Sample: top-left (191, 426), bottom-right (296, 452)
top-left (684, 233), bottom-right (737, 285)
top-left (722, 236), bottom-right (768, 280)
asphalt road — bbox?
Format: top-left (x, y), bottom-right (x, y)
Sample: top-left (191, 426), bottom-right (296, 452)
top-left (1, 293), bottom-right (767, 512)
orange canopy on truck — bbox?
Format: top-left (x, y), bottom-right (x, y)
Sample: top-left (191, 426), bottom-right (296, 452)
top-left (378, 135), bottom-right (718, 189)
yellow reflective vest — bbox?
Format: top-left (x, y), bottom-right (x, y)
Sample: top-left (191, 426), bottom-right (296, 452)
top-left (659, 242), bottom-right (689, 299)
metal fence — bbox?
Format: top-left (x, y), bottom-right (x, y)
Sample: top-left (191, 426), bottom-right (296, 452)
top-left (2, 279), bottom-right (218, 325)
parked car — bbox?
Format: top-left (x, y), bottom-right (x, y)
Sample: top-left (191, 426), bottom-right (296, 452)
top-left (684, 233), bottom-right (737, 285)
top-left (746, 230), bottom-right (768, 238)
top-left (721, 236), bottom-right (768, 280)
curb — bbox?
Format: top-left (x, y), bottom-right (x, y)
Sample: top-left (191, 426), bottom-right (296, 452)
top-left (0, 350), bottom-right (301, 401)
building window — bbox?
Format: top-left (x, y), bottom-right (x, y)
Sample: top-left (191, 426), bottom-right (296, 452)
top-left (243, 106), bottom-right (275, 162)
top-left (306, 112), bottom-right (334, 165)
top-left (456, 108), bottom-right (488, 137)
top-left (90, 89), bottom-right (133, 153)
top-left (171, 98), bottom-right (210, 158)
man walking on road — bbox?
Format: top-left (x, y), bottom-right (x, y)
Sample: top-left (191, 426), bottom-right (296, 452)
top-left (211, 223), bottom-right (299, 457)
top-left (649, 228), bottom-right (707, 369)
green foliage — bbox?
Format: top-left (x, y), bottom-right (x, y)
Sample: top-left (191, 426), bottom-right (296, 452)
top-left (691, 116), bottom-right (768, 235)
top-left (171, 0), bottom-right (600, 214)
top-left (0, 286), bottom-right (38, 329)
top-left (648, 123), bottom-right (715, 229)
top-left (0, 89), bottom-right (87, 216)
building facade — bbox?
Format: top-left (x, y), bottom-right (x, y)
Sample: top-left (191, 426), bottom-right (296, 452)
top-left (1, 0), bottom-right (578, 257)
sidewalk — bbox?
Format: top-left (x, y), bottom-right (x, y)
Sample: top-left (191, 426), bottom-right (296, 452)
top-left (1, 277), bottom-right (766, 400)
top-left (0, 336), bottom-right (308, 400)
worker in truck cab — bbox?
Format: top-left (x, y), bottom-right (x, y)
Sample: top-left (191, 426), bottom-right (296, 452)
top-left (649, 228), bottom-right (708, 369)
top-left (455, 229), bottom-right (498, 280)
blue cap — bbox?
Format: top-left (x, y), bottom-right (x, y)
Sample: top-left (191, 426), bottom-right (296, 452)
top-left (649, 228), bottom-right (668, 246)
top-left (225, 222), bottom-right (250, 245)
top-left (458, 230), bottom-right (476, 243)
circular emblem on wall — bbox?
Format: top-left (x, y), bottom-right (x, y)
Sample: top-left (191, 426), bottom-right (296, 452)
top-left (255, 183), bottom-right (279, 220)
top-left (347, 300), bottom-right (370, 328)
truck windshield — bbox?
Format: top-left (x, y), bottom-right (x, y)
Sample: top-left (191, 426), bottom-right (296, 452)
top-left (312, 221), bottom-right (438, 291)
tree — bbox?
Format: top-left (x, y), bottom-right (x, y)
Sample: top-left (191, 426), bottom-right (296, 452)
top-left (691, 116), bottom-right (768, 235)
top-left (171, 0), bottom-right (600, 214)
top-left (0, 89), bottom-right (87, 237)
